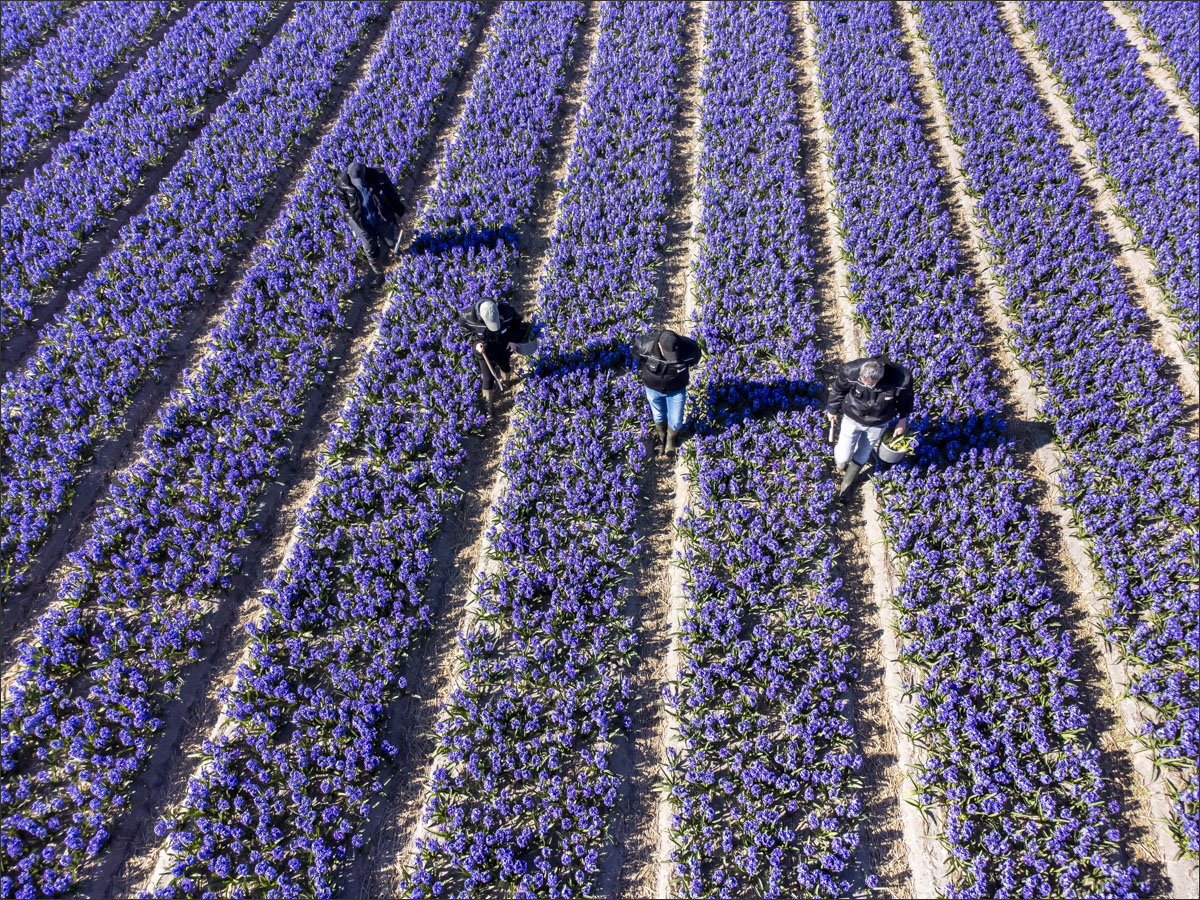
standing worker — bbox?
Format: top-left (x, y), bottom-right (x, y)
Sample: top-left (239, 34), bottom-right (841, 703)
top-left (335, 162), bottom-right (407, 274)
top-left (633, 328), bottom-right (702, 454)
top-left (826, 356), bottom-right (914, 498)
top-left (458, 298), bottom-right (538, 417)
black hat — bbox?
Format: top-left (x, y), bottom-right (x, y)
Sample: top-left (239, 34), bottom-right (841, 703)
top-left (347, 162), bottom-right (367, 186)
top-left (658, 330), bottom-right (681, 362)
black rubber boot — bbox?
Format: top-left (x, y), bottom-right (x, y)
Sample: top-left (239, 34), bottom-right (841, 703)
top-left (367, 256), bottom-right (383, 275)
top-left (837, 461), bottom-right (862, 498)
top-left (653, 421), bottom-right (668, 454)
top-left (482, 387), bottom-right (495, 419)
top-left (666, 427), bottom-right (682, 452)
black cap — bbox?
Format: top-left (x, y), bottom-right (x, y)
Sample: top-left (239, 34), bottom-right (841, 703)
top-left (658, 330), bottom-right (681, 362)
top-left (347, 162), bottom-right (367, 186)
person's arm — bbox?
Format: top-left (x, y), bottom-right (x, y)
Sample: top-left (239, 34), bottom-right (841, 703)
top-left (506, 320), bottom-right (538, 355)
top-left (335, 178), bottom-right (366, 228)
top-left (380, 176), bottom-right (406, 221)
top-left (680, 335), bottom-right (702, 367)
top-left (826, 368), bottom-right (850, 418)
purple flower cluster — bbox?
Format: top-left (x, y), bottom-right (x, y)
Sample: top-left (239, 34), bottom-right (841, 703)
top-left (0, 0), bottom-right (72, 67)
top-left (915, 0), bottom-right (1199, 859)
top-left (405, 4), bottom-right (685, 897)
top-left (1021, 1), bottom-right (1199, 360)
top-left (0, 1), bottom-right (176, 182)
top-left (0, 1), bottom-right (280, 336)
top-left (665, 5), bottom-right (860, 898)
top-left (153, 5), bottom-right (587, 899)
top-left (1123, 0), bottom-right (1200, 111)
top-left (0, 4), bottom-right (397, 896)
top-left (0, 1), bottom-right (382, 593)
top-left (812, 4), bottom-right (1143, 896)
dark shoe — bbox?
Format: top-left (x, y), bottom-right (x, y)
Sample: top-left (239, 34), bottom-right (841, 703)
top-left (666, 427), bottom-right (682, 452)
top-left (652, 421), bottom-right (668, 454)
top-left (481, 387), bottom-right (495, 419)
top-left (367, 257), bottom-right (383, 275)
top-left (837, 461), bottom-right (862, 498)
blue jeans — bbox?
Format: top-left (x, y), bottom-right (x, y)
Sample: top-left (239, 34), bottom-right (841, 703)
top-left (834, 415), bottom-right (886, 467)
top-left (645, 386), bottom-right (686, 431)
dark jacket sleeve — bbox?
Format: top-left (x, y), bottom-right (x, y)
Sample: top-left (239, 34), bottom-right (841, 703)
top-left (895, 366), bottom-right (914, 418)
top-left (380, 176), bottom-right (406, 221)
top-left (335, 173), bottom-right (366, 228)
top-left (826, 365), bottom-right (852, 416)
top-left (458, 305), bottom-right (484, 336)
top-left (367, 167), bottom-right (405, 223)
top-left (678, 335), bottom-right (702, 367)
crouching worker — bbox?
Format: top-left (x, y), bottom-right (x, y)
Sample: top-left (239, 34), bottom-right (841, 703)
top-left (826, 356), bottom-right (914, 499)
top-left (633, 328), bottom-right (701, 454)
top-left (458, 299), bottom-right (537, 417)
top-left (335, 162), bottom-right (407, 275)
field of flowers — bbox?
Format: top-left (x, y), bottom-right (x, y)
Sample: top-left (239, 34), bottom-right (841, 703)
top-left (1, 1), bottom-right (1197, 899)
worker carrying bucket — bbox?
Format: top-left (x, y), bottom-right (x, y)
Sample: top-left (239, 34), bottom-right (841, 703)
top-left (825, 355), bottom-right (914, 499)
top-left (457, 298), bottom-right (537, 418)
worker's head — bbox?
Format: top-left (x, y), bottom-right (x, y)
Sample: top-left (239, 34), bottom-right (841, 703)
top-left (478, 300), bottom-right (501, 332)
top-left (859, 359), bottom-right (884, 387)
top-left (657, 330), bottom-right (681, 362)
top-left (347, 162), bottom-right (368, 187)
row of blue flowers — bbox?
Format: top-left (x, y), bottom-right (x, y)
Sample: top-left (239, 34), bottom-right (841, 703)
top-left (665, 4), bottom-right (861, 898)
top-left (0, 1), bottom-right (176, 184)
top-left (915, 0), bottom-right (1198, 863)
top-left (1, 1), bottom-right (377, 590)
top-left (813, 3), bottom-right (1144, 896)
top-left (159, 3), bottom-right (586, 897)
top-left (0, 1), bottom-right (280, 336)
top-left (0, 4), bottom-right (421, 897)
top-left (1020, 1), bottom-right (1199, 361)
top-left (406, 3), bottom-right (685, 896)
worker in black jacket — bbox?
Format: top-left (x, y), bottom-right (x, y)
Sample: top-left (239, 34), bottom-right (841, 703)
top-left (334, 162), bottom-right (407, 274)
top-left (633, 328), bottom-right (702, 454)
top-left (826, 356), bottom-right (914, 497)
top-left (458, 299), bottom-right (538, 417)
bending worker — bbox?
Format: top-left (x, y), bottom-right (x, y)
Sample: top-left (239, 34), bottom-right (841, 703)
top-left (335, 161), bottom-right (407, 274)
top-left (633, 328), bottom-right (701, 454)
top-left (458, 298), bottom-right (537, 417)
top-left (826, 355), bottom-right (914, 498)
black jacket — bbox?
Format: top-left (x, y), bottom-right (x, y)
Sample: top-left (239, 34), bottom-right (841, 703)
top-left (335, 166), bottom-right (406, 230)
top-left (826, 357), bottom-right (914, 426)
top-left (633, 330), bottom-right (701, 393)
top-left (457, 302), bottom-right (534, 351)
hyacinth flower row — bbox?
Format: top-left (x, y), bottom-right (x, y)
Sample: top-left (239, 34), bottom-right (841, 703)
top-left (0, 4), bottom-right (395, 896)
top-left (406, 4), bottom-right (684, 896)
top-left (0, 1), bottom-right (382, 592)
top-left (811, 4), bottom-right (1143, 896)
top-left (914, 0), bottom-right (1199, 860)
top-left (1121, 0), bottom-right (1200, 111)
top-left (0, 0), bottom-right (281, 337)
top-left (1019, 1), bottom-right (1199, 362)
top-left (0, 1), bottom-right (176, 181)
top-left (152, 4), bottom-right (583, 898)
top-left (662, 5), bottom-right (860, 898)
top-left (0, 0), bottom-right (73, 67)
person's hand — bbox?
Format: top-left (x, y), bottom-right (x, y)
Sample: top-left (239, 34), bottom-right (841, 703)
top-left (474, 341), bottom-right (484, 355)
top-left (826, 411), bottom-right (838, 422)
top-left (506, 342), bottom-right (519, 353)
top-left (894, 418), bottom-right (907, 437)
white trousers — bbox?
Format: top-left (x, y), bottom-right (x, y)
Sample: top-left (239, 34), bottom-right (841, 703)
top-left (834, 416), bottom-right (885, 467)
